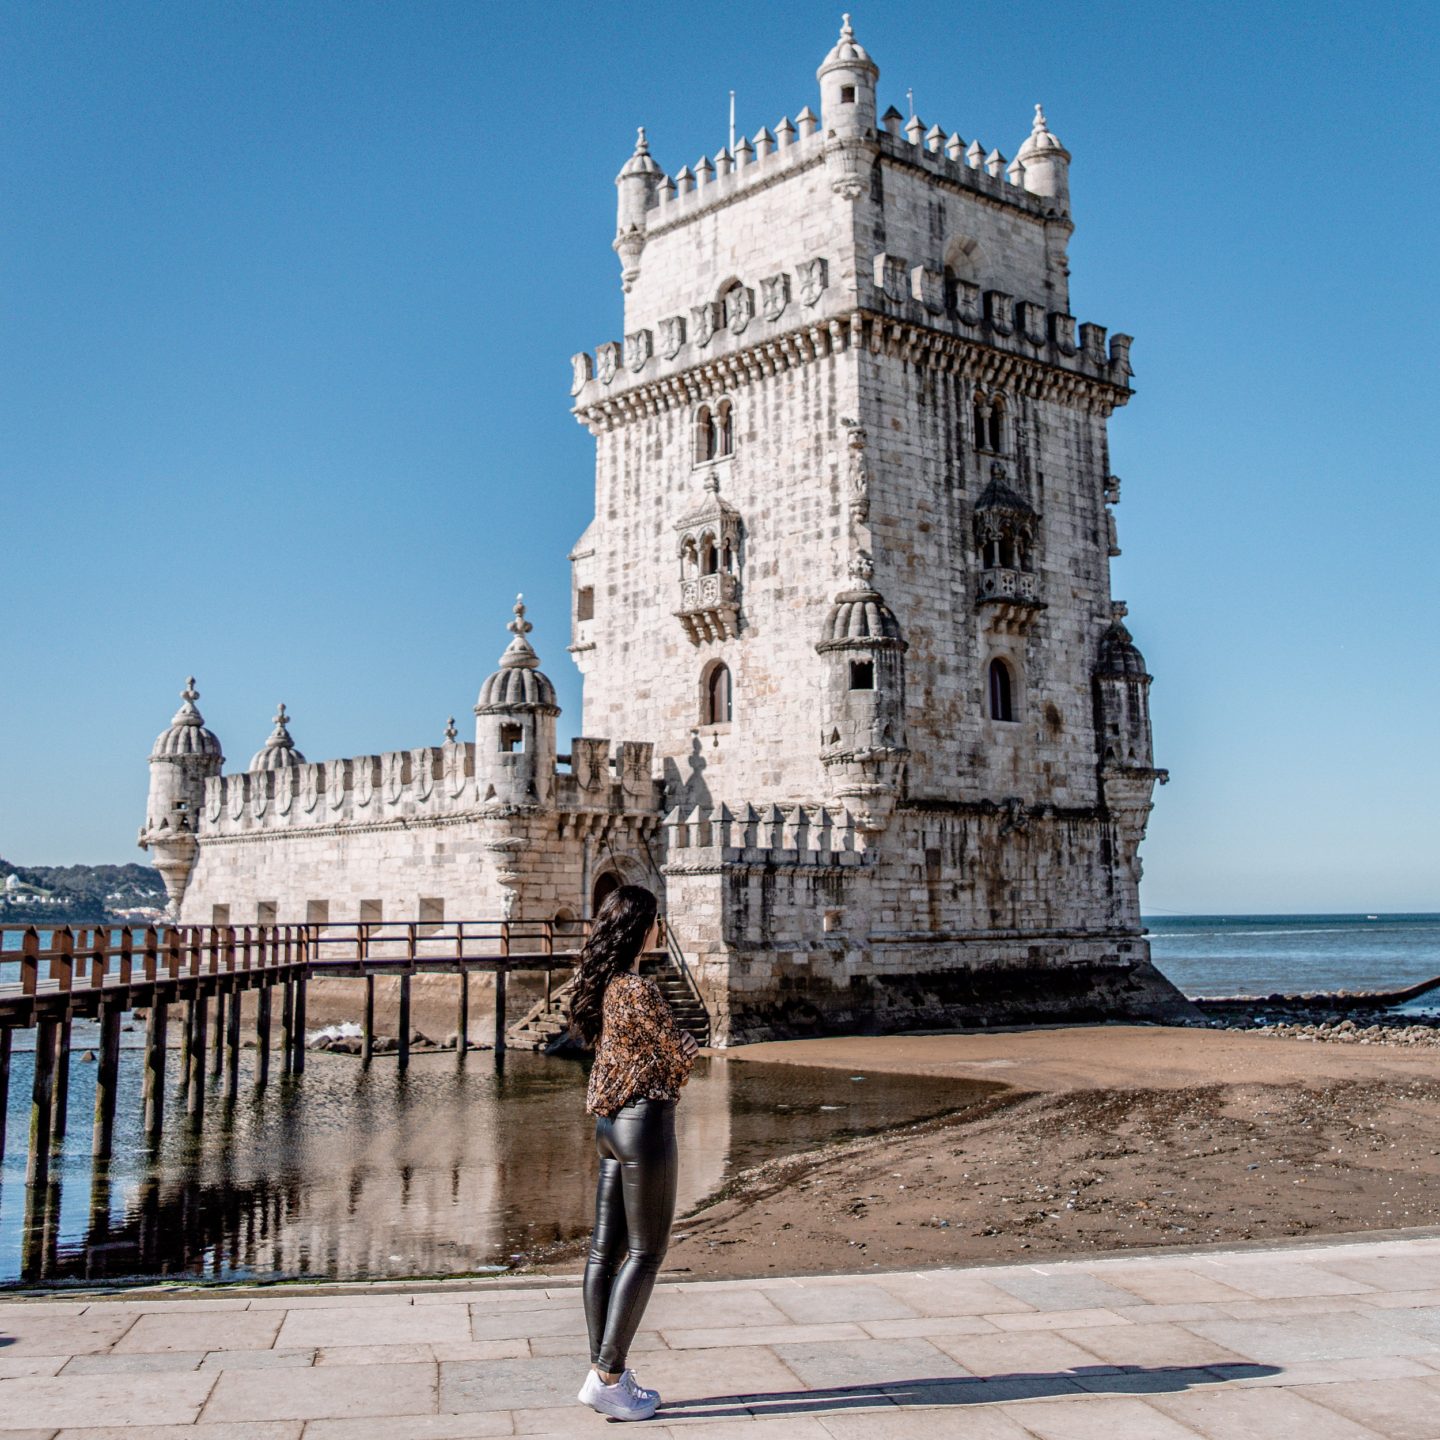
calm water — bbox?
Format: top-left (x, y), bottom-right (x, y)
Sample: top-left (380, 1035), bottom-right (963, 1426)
top-left (1146, 913), bottom-right (1440, 998)
top-left (0, 1037), bottom-right (990, 1289)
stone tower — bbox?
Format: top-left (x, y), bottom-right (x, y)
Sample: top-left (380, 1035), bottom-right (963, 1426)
top-left (139, 678), bottom-right (224, 914)
top-left (568, 18), bottom-right (1175, 1038)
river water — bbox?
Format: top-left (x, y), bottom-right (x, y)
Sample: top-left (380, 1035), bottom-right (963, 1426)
top-left (0, 1038), bottom-right (991, 1289)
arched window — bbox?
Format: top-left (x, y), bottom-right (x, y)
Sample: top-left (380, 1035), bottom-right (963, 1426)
top-left (695, 405), bottom-right (715, 464)
top-left (703, 662), bottom-right (733, 725)
top-left (680, 536), bottom-right (699, 578)
top-left (700, 533), bottom-right (719, 575)
top-left (988, 659), bottom-right (1015, 722)
top-left (973, 395), bottom-right (1005, 453)
top-left (715, 400), bottom-right (734, 457)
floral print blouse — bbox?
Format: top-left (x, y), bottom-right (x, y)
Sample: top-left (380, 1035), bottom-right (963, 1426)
top-left (585, 972), bottom-right (695, 1117)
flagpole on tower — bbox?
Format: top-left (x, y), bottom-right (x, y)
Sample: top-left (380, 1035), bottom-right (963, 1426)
top-left (729, 90), bottom-right (736, 152)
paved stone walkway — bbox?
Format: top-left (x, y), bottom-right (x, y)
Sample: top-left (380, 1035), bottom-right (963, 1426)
top-left (4, 1235), bottom-right (1440, 1436)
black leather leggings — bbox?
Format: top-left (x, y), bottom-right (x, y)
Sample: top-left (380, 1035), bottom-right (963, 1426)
top-left (583, 1098), bottom-right (678, 1373)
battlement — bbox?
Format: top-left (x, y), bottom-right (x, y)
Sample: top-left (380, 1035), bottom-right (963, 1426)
top-left (661, 802), bottom-right (872, 873)
top-left (197, 737), bottom-right (660, 839)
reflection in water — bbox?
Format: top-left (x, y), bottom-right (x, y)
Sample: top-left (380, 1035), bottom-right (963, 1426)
top-left (0, 1043), bottom-right (990, 1287)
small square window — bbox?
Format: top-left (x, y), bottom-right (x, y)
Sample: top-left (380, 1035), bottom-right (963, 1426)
top-left (849, 660), bottom-right (875, 690)
top-left (211, 904), bottom-right (231, 926)
top-left (306, 899), bottom-right (329, 926)
top-left (257, 901), bottom-right (278, 925)
top-left (499, 723), bottom-right (524, 753)
top-left (840, 85), bottom-right (856, 104)
top-left (576, 586), bottom-right (595, 621)
top-left (359, 899), bottom-right (383, 925)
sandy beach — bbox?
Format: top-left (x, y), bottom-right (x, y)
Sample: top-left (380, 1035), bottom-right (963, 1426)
top-left (533, 1025), bottom-right (1440, 1280)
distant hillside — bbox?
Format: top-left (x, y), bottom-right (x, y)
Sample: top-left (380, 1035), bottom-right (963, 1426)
top-left (0, 859), bottom-right (167, 925)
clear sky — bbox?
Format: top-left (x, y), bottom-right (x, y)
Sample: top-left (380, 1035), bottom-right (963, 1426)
top-left (2, 1), bottom-right (1436, 914)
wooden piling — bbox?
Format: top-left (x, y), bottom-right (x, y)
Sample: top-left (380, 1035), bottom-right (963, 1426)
top-left (292, 969), bottom-right (307, 1076)
top-left (256, 983), bottom-right (272, 1087)
top-left (143, 999), bottom-right (167, 1142)
top-left (51, 1015), bottom-right (72, 1152)
top-left (0, 1027), bottom-right (11, 1168)
top-left (224, 983), bottom-right (241, 1101)
top-left (187, 991), bottom-right (208, 1125)
top-left (494, 968), bottom-right (507, 1053)
top-left (280, 979), bottom-right (294, 1075)
top-left (398, 973), bottom-right (411, 1072)
top-left (362, 974), bottom-right (374, 1066)
top-left (456, 968), bottom-right (469, 1054)
top-left (92, 997), bottom-right (123, 1160)
top-left (211, 989), bottom-right (227, 1076)
top-left (27, 1018), bottom-right (57, 1187)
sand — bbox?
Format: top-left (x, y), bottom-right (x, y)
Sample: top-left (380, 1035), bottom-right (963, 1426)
top-left (543, 1026), bottom-right (1440, 1280)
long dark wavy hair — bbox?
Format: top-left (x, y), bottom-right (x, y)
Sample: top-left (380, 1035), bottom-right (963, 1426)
top-left (567, 884), bottom-right (659, 1048)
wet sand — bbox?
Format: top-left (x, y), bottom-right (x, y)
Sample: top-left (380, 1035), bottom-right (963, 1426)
top-left (555, 1026), bottom-right (1440, 1280)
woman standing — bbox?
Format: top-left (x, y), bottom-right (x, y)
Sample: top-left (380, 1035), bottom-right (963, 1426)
top-left (570, 884), bottom-right (699, 1422)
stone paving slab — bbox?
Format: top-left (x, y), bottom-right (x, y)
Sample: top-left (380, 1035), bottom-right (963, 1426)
top-left (10, 1235), bottom-right (1440, 1435)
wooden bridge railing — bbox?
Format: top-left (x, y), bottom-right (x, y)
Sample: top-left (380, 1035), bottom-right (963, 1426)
top-left (0, 917), bottom-right (671, 1193)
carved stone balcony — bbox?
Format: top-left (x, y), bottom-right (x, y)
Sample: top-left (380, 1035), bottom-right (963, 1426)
top-left (976, 566), bottom-right (1045, 633)
top-left (676, 571), bottom-right (740, 643)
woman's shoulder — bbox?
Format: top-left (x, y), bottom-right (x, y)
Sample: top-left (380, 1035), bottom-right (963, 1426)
top-left (604, 972), bottom-right (661, 1002)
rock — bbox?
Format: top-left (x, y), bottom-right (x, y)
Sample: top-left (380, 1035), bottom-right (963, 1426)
top-left (80, 1050), bottom-right (96, 1063)
top-left (410, 1030), bottom-right (434, 1047)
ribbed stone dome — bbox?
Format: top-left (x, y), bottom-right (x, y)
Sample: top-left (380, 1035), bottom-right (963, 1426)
top-left (1096, 617), bottom-right (1149, 678)
top-left (618, 127), bottom-right (662, 179)
top-left (820, 589), bottom-right (903, 646)
top-left (475, 596), bottom-right (560, 713)
top-left (151, 679), bottom-right (223, 761)
top-left (249, 703), bottom-right (306, 771)
top-left (818, 14), bottom-right (877, 75)
top-left (1016, 105), bottom-right (1069, 163)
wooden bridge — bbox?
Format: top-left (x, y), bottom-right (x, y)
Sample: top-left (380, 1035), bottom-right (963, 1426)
top-left (0, 918), bottom-right (707, 1194)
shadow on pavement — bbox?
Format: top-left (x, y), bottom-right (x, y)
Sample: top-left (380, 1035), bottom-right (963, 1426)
top-left (658, 1362), bottom-right (1281, 1419)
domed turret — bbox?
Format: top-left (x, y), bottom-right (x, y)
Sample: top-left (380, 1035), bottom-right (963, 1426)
top-left (474, 596), bottom-right (561, 808)
top-left (249, 703), bottom-right (306, 771)
top-left (817, 14), bottom-right (878, 138)
top-left (1016, 104), bottom-right (1070, 208)
top-left (141, 677), bottom-right (225, 914)
top-left (615, 127), bottom-right (662, 292)
top-left (1094, 603), bottom-right (1155, 770)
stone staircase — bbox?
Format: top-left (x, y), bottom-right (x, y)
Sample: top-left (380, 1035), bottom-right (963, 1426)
top-left (506, 952), bottom-right (710, 1053)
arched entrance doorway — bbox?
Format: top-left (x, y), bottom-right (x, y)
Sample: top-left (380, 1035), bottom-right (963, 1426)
top-left (592, 869), bottom-right (622, 915)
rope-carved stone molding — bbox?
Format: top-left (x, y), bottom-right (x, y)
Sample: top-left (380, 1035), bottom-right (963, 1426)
top-left (576, 309), bottom-right (1132, 431)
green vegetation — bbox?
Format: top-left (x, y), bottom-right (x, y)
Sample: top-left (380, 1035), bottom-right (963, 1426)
top-left (0, 859), bottom-right (166, 925)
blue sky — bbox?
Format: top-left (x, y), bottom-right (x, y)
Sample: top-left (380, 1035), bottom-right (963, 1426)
top-left (1, 1), bottom-right (1435, 914)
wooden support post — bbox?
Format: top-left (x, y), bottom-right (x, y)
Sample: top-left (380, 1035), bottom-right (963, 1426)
top-left (457, 968), bottom-right (469, 1054)
top-left (225, 982), bottom-right (241, 1101)
top-left (92, 997), bottom-right (123, 1161)
top-left (211, 988), bottom-right (226, 1076)
top-left (398, 973), bottom-right (411, 1073)
top-left (143, 999), bottom-right (167, 1143)
top-left (292, 968), bottom-right (307, 1076)
top-left (178, 998), bottom-right (194, 1094)
top-left (187, 990), bottom-right (208, 1126)
top-left (494, 968), bottom-right (507, 1053)
top-left (362, 974), bottom-right (374, 1066)
top-left (27, 1018), bottom-right (57, 1187)
top-left (119, 925), bottom-right (134, 986)
top-left (256, 983), bottom-right (272, 1087)
top-left (0, 1027), bottom-right (11, 1168)
top-left (280, 979), bottom-right (294, 1075)
top-left (495, 921), bottom-right (510, 1054)
top-left (51, 1015), bottom-right (72, 1152)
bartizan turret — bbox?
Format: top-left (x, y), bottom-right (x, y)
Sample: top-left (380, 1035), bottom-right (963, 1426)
top-left (1016, 104), bottom-right (1071, 210)
top-left (816, 554), bottom-right (908, 829)
top-left (614, 127), bottom-right (662, 292)
top-left (474, 596), bottom-right (560, 809)
top-left (817, 14), bottom-right (879, 199)
top-left (139, 677), bottom-right (224, 914)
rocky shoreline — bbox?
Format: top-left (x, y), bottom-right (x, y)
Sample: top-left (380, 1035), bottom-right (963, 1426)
top-left (1189, 990), bottom-right (1440, 1046)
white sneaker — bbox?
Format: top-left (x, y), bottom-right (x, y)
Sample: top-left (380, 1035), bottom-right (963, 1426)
top-left (577, 1367), bottom-right (659, 1421)
top-left (622, 1368), bottom-right (660, 1407)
